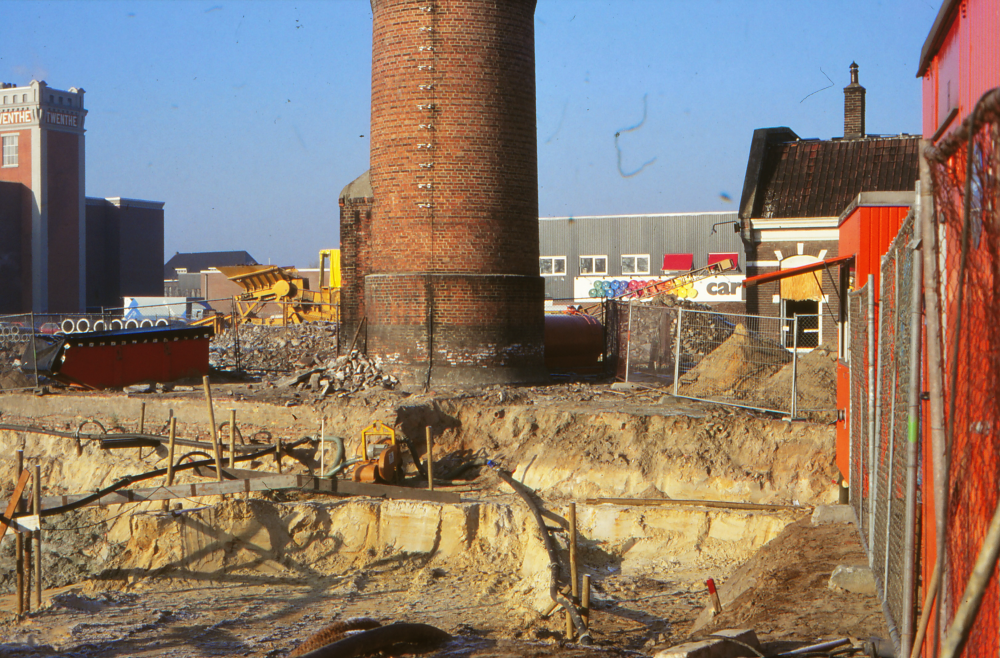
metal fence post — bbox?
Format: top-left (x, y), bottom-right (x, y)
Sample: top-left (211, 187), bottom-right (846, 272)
top-left (790, 315), bottom-right (799, 418)
top-left (624, 299), bottom-right (633, 383)
top-left (672, 308), bottom-right (683, 396)
top-left (867, 272), bottom-right (877, 556)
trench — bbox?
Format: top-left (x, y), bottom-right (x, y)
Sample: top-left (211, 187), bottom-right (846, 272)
top-left (0, 389), bottom-right (835, 647)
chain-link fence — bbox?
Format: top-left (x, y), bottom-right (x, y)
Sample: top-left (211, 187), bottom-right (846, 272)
top-left (848, 281), bottom-right (871, 558)
top-left (606, 300), bottom-right (824, 415)
top-left (859, 211), bottom-right (917, 652)
top-left (926, 91), bottom-right (1000, 657)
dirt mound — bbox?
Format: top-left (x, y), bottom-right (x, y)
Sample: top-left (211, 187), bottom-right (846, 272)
top-left (678, 324), bottom-right (790, 405)
top-left (766, 345), bottom-right (837, 415)
top-left (692, 516), bottom-right (889, 644)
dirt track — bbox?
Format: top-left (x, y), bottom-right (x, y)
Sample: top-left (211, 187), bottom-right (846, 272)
top-left (0, 382), bottom-right (885, 656)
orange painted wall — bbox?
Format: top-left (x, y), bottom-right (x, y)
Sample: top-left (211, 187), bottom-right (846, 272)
top-left (835, 204), bottom-right (911, 478)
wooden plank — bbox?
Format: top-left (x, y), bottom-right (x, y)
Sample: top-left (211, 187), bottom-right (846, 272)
top-left (584, 497), bottom-right (807, 512)
top-left (0, 470), bottom-right (32, 543)
top-left (39, 474), bottom-right (462, 511)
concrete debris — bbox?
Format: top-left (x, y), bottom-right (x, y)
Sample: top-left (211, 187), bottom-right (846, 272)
top-left (828, 565), bottom-right (877, 595)
top-left (811, 505), bottom-right (856, 525)
top-left (277, 350), bottom-right (398, 396)
top-left (210, 322), bottom-right (339, 375)
top-left (653, 628), bottom-right (761, 658)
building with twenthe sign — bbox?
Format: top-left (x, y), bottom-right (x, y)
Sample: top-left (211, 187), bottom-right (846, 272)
top-left (0, 79), bottom-right (163, 314)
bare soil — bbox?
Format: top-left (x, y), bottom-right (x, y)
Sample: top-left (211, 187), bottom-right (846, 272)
top-left (0, 380), bottom-right (885, 657)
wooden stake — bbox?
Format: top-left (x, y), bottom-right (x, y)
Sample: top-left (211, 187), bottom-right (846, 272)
top-left (33, 465), bottom-right (42, 608)
top-left (426, 426), bottom-right (434, 491)
top-left (229, 410), bottom-right (237, 468)
top-left (582, 574), bottom-right (591, 629)
top-left (275, 436), bottom-right (282, 474)
top-left (15, 450), bottom-right (24, 618)
top-left (706, 578), bottom-right (722, 615)
top-left (137, 402), bottom-right (146, 460)
top-left (202, 375), bottom-right (223, 483)
top-left (567, 502), bottom-right (578, 639)
top-left (163, 418), bottom-right (177, 513)
top-left (319, 418), bottom-right (325, 476)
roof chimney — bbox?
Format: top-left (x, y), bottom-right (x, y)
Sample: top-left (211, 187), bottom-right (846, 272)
top-left (844, 62), bottom-right (866, 138)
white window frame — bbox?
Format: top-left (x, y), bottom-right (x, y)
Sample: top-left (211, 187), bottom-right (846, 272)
top-left (2, 134), bottom-right (17, 168)
top-left (539, 256), bottom-right (566, 276)
top-left (579, 255), bottom-right (608, 276)
top-left (621, 254), bottom-right (650, 275)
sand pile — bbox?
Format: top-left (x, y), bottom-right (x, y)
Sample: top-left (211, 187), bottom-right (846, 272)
top-left (678, 324), bottom-right (790, 406)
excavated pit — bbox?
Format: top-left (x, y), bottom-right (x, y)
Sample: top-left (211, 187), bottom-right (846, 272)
top-left (0, 385), bottom-right (841, 655)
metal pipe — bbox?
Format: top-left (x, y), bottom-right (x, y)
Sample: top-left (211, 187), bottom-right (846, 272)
top-left (901, 203), bottom-right (923, 658)
top-left (939, 494), bottom-right (1000, 658)
top-left (673, 307), bottom-right (683, 395)
top-left (920, 138), bottom-right (948, 656)
top-left (15, 449), bottom-right (23, 618)
top-left (776, 638), bottom-right (851, 656)
top-left (33, 464), bottom-right (41, 608)
top-left (868, 271), bottom-right (880, 556)
top-left (790, 315), bottom-right (799, 418)
top-left (624, 299), bottom-right (633, 383)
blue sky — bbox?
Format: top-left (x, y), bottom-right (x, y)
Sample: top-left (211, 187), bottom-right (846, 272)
top-left (2, 1), bottom-right (940, 268)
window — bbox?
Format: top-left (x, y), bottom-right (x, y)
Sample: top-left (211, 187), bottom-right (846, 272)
top-left (579, 255), bottom-right (607, 276)
top-left (662, 253), bottom-right (693, 272)
top-left (539, 256), bottom-right (566, 276)
top-left (2, 134), bottom-right (17, 167)
top-left (621, 254), bottom-right (649, 275)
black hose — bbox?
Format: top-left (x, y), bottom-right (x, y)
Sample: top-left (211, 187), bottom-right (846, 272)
top-left (11, 436), bottom-right (312, 518)
top-left (492, 465), bottom-right (591, 644)
top-left (0, 422), bottom-right (259, 452)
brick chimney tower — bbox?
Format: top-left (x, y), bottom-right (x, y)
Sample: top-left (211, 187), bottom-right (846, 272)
top-left (844, 62), bottom-right (866, 138)
top-left (365, 0), bottom-right (546, 386)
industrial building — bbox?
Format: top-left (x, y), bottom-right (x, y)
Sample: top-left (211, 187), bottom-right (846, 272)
top-left (343, 0), bottom-right (545, 386)
top-left (538, 211), bottom-right (745, 312)
top-left (0, 79), bottom-right (163, 314)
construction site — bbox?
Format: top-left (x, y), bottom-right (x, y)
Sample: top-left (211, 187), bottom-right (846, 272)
top-left (2, 1), bottom-right (999, 657)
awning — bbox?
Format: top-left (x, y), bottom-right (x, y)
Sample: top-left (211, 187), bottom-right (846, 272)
top-left (742, 254), bottom-right (854, 288)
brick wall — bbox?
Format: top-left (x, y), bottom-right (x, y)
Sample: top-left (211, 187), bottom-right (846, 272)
top-left (745, 237), bottom-right (842, 346)
top-left (45, 130), bottom-right (81, 312)
top-left (0, 181), bottom-right (24, 312)
top-left (365, 0), bottom-right (545, 385)
top-left (339, 194), bottom-right (373, 349)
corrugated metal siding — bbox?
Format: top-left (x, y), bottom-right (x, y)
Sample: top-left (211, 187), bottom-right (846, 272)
top-left (538, 212), bottom-right (743, 301)
top-left (923, 0), bottom-right (1000, 140)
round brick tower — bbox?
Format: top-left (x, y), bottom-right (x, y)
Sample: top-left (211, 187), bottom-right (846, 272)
top-left (366, 0), bottom-right (546, 386)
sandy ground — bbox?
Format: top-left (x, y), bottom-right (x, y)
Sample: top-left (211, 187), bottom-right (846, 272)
top-left (0, 380), bottom-right (887, 657)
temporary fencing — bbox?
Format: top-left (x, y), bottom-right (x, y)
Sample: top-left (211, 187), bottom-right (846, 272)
top-left (924, 88), bottom-right (1000, 658)
top-left (606, 300), bottom-right (819, 416)
top-left (849, 211), bottom-right (918, 653)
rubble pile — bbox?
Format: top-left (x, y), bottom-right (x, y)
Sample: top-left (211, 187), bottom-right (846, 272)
top-left (632, 295), bottom-right (735, 356)
top-left (0, 340), bottom-right (33, 390)
top-left (276, 350), bottom-right (398, 396)
top-left (210, 323), bottom-right (339, 374)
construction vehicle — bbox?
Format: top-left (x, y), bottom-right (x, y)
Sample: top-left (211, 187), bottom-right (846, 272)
top-left (568, 258), bottom-right (736, 316)
top-left (351, 420), bottom-right (402, 484)
top-left (192, 249), bottom-right (342, 330)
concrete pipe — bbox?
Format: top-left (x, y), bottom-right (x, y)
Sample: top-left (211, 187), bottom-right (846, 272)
top-left (61, 319), bottom-right (76, 334)
top-left (139, 319), bottom-right (153, 328)
top-left (111, 319), bottom-right (124, 330)
top-left (92, 320), bottom-right (107, 332)
top-left (125, 319), bottom-right (139, 329)
top-left (155, 319), bottom-right (169, 327)
top-left (76, 318), bottom-right (91, 333)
